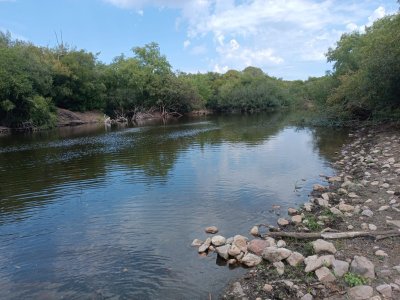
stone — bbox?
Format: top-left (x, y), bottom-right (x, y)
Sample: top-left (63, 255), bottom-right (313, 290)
top-left (288, 207), bottom-right (298, 215)
top-left (339, 203), bottom-right (355, 212)
top-left (191, 239), bottom-right (203, 247)
top-left (228, 244), bottom-right (241, 257)
top-left (262, 247), bottom-right (292, 262)
top-left (215, 245), bottom-right (230, 260)
top-left (315, 266), bottom-right (336, 283)
top-left (300, 293), bottom-right (313, 300)
top-left (273, 261), bottom-right (285, 275)
top-left (376, 284), bottom-right (392, 298)
top-left (378, 205), bottom-right (390, 211)
top-left (247, 239), bottom-right (271, 256)
top-left (386, 219), bottom-right (400, 228)
top-left (361, 223), bottom-right (368, 230)
top-left (332, 259), bottom-right (349, 277)
top-left (198, 238), bottom-right (211, 253)
top-left (348, 192), bottom-right (359, 198)
top-left (227, 259), bottom-right (237, 265)
top-left (361, 209), bottom-right (374, 217)
top-left (375, 250), bottom-right (388, 257)
top-left (371, 181), bottom-right (380, 186)
top-left (277, 218), bottom-right (289, 226)
top-left (233, 235), bottom-right (248, 252)
top-left (393, 265), bottom-right (400, 273)
top-left (321, 193), bottom-right (330, 201)
top-left (338, 188), bottom-right (348, 195)
top-left (348, 225), bottom-right (354, 230)
top-left (347, 285), bottom-right (373, 300)
top-left (368, 224), bottom-right (377, 231)
top-left (226, 237), bottom-right (234, 244)
top-left (263, 284), bottom-right (273, 292)
top-left (231, 282), bottom-right (245, 298)
top-left (211, 235), bottom-right (226, 246)
top-left (350, 256), bottom-right (375, 279)
top-left (292, 215), bottom-right (303, 224)
top-left (205, 226), bottom-right (219, 234)
top-left (317, 198), bottom-right (329, 207)
top-left (312, 239), bottom-right (336, 254)
top-left (304, 255), bottom-right (334, 272)
top-left (330, 207), bottom-right (343, 215)
top-left (250, 226), bottom-right (259, 236)
top-left (286, 251), bottom-right (305, 267)
top-left (277, 240), bottom-right (286, 248)
top-left (304, 203), bottom-right (313, 212)
top-left (241, 253), bottom-right (262, 267)
top-left (313, 184), bottom-right (327, 192)
top-left (328, 176), bottom-right (342, 183)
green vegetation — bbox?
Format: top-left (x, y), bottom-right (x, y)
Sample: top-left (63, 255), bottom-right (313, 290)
top-left (1, 10), bottom-right (399, 129)
top-left (343, 272), bottom-right (368, 287)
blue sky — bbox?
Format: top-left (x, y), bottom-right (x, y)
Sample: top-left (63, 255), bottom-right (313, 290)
top-left (0, 0), bottom-right (398, 80)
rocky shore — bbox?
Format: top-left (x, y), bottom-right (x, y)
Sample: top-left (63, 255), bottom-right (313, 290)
top-left (192, 126), bottom-right (400, 299)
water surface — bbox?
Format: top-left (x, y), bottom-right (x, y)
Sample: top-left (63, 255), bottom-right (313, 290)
top-left (0, 113), bottom-right (347, 299)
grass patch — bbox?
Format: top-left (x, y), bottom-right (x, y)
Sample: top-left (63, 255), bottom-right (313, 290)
top-left (343, 272), bottom-right (368, 287)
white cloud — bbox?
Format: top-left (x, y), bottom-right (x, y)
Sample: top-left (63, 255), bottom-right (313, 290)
top-left (105, 0), bottom-right (398, 78)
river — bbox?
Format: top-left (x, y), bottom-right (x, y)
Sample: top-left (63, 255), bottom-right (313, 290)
top-left (0, 112), bottom-right (348, 299)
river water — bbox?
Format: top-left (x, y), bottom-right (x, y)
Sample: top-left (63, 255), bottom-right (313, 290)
top-left (0, 112), bottom-right (348, 299)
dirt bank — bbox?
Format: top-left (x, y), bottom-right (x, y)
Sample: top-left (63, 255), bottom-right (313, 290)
top-left (208, 126), bottom-right (400, 300)
top-left (57, 108), bottom-right (106, 127)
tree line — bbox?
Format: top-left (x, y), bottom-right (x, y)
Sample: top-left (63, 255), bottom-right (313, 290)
top-left (0, 10), bottom-right (399, 129)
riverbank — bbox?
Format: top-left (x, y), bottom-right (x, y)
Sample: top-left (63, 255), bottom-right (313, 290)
top-left (191, 125), bottom-right (400, 300)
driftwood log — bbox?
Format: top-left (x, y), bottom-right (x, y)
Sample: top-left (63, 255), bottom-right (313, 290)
top-left (263, 229), bottom-right (400, 241)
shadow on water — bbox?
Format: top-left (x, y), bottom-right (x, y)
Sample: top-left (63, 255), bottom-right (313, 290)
top-left (0, 111), bottom-right (349, 299)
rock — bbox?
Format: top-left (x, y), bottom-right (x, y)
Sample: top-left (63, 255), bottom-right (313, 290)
top-left (347, 285), bottom-right (373, 300)
top-left (313, 184), bottom-right (327, 192)
top-left (304, 255), bottom-right (334, 272)
top-left (277, 240), bottom-right (286, 248)
top-left (263, 284), bottom-right (273, 292)
top-left (312, 239), bottom-right (336, 254)
top-left (339, 203), bottom-right (355, 212)
top-left (330, 207), bottom-right (343, 215)
top-left (233, 235), bottom-right (248, 252)
top-left (273, 261), bottom-right (285, 275)
top-left (227, 258), bottom-right (237, 265)
top-left (361, 209), bottom-right (374, 217)
top-left (378, 205), bottom-right (390, 211)
top-left (348, 192), bottom-right (359, 198)
top-left (348, 225), bottom-right (354, 230)
top-left (368, 224), bottom-right (377, 231)
top-left (191, 239), bottom-right (203, 247)
top-left (241, 253), bottom-right (262, 267)
top-left (228, 244), bottom-right (241, 257)
top-left (332, 259), bottom-right (349, 277)
top-left (231, 282), bottom-right (246, 298)
top-left (338, 188), bottom-right (348, 195)
top-left (211, 235), bottom-right (226, 246)
top-left (386, 219), bottom-right (400, 228)
top-left (226, 237), bottom-right (234, 244)
top-left (376, 284), bottom-right (392, 298)
top-left (288, 207), bottom-right (298, 215)
top-left (301, 293), bottom-right (313, 300)
top-left (262, 247), bottom-right (292, 262)
top-left (286, 251), bottom-right (305, 267)
top-left (198, 238), bottom-right (211, 253)
top-left (375, 250), bottom-right (388, 257)
top-left (315, 266), bottom-right (336, 283)
top-left (328, 176), bottom-right (342, 183)
top-left (277, 218), bottom-right (289, 226)
top-left (247, 239), bottom-right (271, 256)
top-left (317, 198), bottom-right (329, 207)
top-left (321, 193), bottom-right (330, 201)
top-left (292, 215), bottom-right (303, 224)
top-left (205, 226), bottom-right (218, 234)
top-left (361, 223), bottom-right (368, 230)
top-left (304, 203), bottom-right (313, 212)
top-left (250, 226), bottom-right (259, 236)
top-left (393, 265), bottom-right (400, 273)
top-left (215, 245), bottom-right (230, 260)
top-left (371, 181), bottom-right (380, 186)
top-left (350, 256), bottom-right (375, 279)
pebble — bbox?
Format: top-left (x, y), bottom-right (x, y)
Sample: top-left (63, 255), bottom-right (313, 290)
top-left (291, 215), bottom-right (303, 224)
top-left (286, 251), bottom-right (305, 267)
top-left (211, 235), bottom-right (226, 246)
top-left (191, 239), bottom-right (203, 247)
top-left (361, 209), bottom-right (374, 217)
top-left (315, 266), bottom-right (336, 283)
top-left (250, 226), bottom-right (259, 236)
top-left (347, 285), bottom-right (373, 300)
top-left (312, 239), bottom-right (336, 254)
top-left (263, 284), bottom-right (273, 292)
top-left (376, 284), bottom-right (392, 298)
top-left (368, 224), bottom-right (377, 231)
top-left (205, 226), bottom-right (219, 234)
top-left (273, 261), bottom-right (285, 275)
top-left (348, 225), bottom-right (354, 230)
top-left (378, 205), bottom-right (390, 211)
top-left (277, 218), bottom-right (289, 226)
top-left (277, 240), bottom-right (286, 248)
top-left (375, 250), bottom-right (388, 257)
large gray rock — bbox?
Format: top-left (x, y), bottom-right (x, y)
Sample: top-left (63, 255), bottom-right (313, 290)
top-left (286, 251), bottom-right (305, 267)
top-left (241, 253), bottom-right (262, 267)
top-left (262, 247), bottom-right (292, 262)
top-left (215, 245), bottom-right (230, 260)
top-left (332, 259), bottom-right (349, 277)
top-left (304, 255), bottom-right (334, 272)
top-left (347, 285), bottom-right (373, 300)
top-left (376, 284), bottom-right (392, 298)
top-left (248, 239), bottom-right (271, 256)
top-left (312, 239), bottom-right (337, 254)
top-left (315, 266), bottom-right (336, 283)
top-left (350, 256), bottom-right (375, 279)
top-left (198, 238), bottom-right (211, 253)
top-left (211, 235), bottom-right (226, 246)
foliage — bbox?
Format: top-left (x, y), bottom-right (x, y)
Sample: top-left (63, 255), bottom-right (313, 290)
top-left (343, 272), bottom-right (368, 287)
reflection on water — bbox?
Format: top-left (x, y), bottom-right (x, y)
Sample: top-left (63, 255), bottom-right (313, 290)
top-left (0, 112), bottom-right (348, 299)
